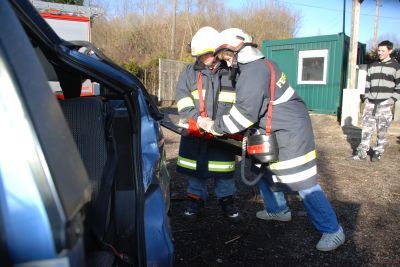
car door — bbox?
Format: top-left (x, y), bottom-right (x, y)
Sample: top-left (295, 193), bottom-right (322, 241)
top-left (6, 1), bottom-right (174, 266)
top-left (0, 1), bottom-right (91, 265)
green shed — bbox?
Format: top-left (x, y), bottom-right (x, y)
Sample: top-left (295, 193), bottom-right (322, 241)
top-left (262, 33), bottom-right (366, 114)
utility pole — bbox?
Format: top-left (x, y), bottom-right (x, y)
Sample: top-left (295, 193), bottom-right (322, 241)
top-left (373, 0), bottom-right (380, 49)
top-left (342, 0), bottom-right (346, 34)
top-left (140, 0), bottom-right (146, 25)
top-left (341, 0), bottom-right (363, 126)
top-left (170, 0), bottom-right (177, 59)
top-left (347, 0), bottom-right (362, 90)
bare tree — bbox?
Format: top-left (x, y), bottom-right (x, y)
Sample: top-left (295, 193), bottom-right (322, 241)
top-left (91, 0), bottom-right (300, 67)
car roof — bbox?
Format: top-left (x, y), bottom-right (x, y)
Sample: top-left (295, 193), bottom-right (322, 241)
top-left (10, 0), bottom-right (140, 94)
top-left (10, 0), bottom-right (163, 118)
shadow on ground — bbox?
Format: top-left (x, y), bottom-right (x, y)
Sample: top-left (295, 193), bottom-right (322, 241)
top-left (165, 155), bottom-right (368, 266)
top-left (161, 110), bottom-right (400, 266)
top-left (341, 115), bottom-right (362, 155)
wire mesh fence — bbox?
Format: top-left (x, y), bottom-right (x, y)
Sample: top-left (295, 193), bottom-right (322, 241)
top-left (142, 67), bottom-right (159, 97)
top-left (158, 58), bottom-right (189, 106)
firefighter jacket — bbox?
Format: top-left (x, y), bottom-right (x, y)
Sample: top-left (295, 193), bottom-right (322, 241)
top-left (213, 58), bottom-right (318, 191)
top-left (175, 61), bottom-right (237, 179)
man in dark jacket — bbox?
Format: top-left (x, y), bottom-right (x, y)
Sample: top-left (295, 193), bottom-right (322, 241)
top-left (175, 26), bottom-right (240, 222)
top-left (347, 40), bottom-right (400, 161)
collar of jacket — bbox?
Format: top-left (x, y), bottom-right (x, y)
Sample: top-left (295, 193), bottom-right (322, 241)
top-left (379, 58), bottom-right (393, 64)
top-left (237, 46), bottom-right (265, 64)
top-left (194, 60), bottom-right (206, 71)
top-left (214, 60), bottom-right (228, 73)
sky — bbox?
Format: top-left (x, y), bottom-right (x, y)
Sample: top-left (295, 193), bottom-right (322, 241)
top-left (227, 0), bottom-right (400, 49)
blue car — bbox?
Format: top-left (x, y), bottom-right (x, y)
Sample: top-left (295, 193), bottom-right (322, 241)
top-left (0, 0), bottom-right (173, 266)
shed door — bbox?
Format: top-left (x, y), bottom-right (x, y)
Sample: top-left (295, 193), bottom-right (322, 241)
top-left (270, 48), bottom-right (296, 85)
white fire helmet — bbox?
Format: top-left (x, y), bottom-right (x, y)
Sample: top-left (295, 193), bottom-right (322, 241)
top-left (214, 28), bottom-right (254, 55)
top-left (191, 26), bottom-right (219, 57)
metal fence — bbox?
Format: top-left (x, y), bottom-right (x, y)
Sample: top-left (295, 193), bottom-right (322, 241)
top-left (142, 67), bottom-right (159, 97)
top-left (158, 58), bottom-right (189, 105)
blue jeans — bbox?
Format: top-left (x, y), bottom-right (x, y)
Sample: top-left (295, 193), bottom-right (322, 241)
top-left (187, 176), bottom-right (236, 200)
top-left (258, 177), bottom-right (340, 234)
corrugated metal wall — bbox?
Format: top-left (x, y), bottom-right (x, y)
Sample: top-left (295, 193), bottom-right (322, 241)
top-left (262, 34), bottom-right (354, 114)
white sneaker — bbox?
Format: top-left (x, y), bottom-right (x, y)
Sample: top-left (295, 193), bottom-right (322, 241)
top-left (316, 226), bottom-right (345, 251)
top-left (256, 209), bottom-right (292, 222)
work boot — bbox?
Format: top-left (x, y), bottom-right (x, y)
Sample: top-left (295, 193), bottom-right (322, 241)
top-left (183, 194), bottom-right (204, 220)
top-left (256, 208), bottom-right (292, 222)
top-left (219, 196), bottom-right (241, 223)
top-left (371, 150), bottom-right (381, 162)
top-left (345, 154), bottom-right (366, 161)
top-left (316, 226), bottom-right (345, 251)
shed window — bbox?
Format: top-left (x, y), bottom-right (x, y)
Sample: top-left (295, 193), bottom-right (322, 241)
top-left (297, 49), bottom-right (328, 85)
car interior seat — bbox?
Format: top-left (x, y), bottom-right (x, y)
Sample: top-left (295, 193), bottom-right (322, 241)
top-left (59, 86), bottom-right (118, 266)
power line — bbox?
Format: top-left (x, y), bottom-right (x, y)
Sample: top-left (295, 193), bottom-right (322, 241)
top-left (281, 1), bottom-right (342, 12)
top-left (280, 0), bottom-right (400, 20)
top-left (319, 16), bottom-right (342, 33)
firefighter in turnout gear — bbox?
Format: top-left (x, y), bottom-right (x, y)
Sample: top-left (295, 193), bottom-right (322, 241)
top-left (199, 28), bottom-right (345, 251)
top-left (175, 26), bottom-right (240, 222)
top-left (347, 40), bottom-right (400, 162)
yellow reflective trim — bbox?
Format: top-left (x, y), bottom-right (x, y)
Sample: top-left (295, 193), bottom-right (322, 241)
top-left (229, 105), bottom-right (253, 128)
top-left (276, 72), bottom-right (287, 88)
top-left (218, 91), bottom-right (236, 103)
top-left (208, 161), bottom-right (235, 172)
top-left (177, 97), bottom-right (195, 112)
top-left (273, 165), bottom-right (317, 183)
top-left (192, 48), bottom-right (214, 56)
top-left (191, 89), bottom-right (206, 100)
top-left (177, 156), bottom-right (197, 170)
top-left (270, 150), bottom-right (316, 170)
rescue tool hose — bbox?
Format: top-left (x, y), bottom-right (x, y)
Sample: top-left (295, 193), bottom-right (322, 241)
top-left (240, 134), bottom-right (265, 186)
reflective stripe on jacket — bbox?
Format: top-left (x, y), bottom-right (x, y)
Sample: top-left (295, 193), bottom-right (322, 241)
top-left (175, 62), bottom-right (237, 179)
top-left (214, 58), bottom-right (318, 190)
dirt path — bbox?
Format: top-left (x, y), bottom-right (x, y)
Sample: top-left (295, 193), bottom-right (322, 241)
top-left (161, 109), bottom-right (400, 267)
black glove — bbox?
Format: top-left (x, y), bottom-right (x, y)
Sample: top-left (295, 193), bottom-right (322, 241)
top-left (360, 94), bottom-right (366, 103)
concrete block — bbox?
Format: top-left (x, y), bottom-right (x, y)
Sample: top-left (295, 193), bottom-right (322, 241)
top-left (341, 88), bottom-right (361, 126)
top-left (394, 100), bottom-right (400, 122)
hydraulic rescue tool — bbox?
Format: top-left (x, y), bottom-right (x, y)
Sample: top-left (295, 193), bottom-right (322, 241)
top-left (160, 60), bottom-right (279, 186)
top-left (240, 60), bottom-right (279, 186)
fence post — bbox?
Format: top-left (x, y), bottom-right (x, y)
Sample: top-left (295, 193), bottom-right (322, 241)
top-left (144, 69), bottom-right (147, 88)
top-left (158, 58), bottom-right (161, 103)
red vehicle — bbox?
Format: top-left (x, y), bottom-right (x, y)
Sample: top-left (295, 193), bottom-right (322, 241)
top-left (32, 0), bottom-right (101, 97)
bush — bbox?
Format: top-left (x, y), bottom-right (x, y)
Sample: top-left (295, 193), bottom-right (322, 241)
top-left (123, 59), bottom-right (144, 79)
top-left (392, 48), bottom-right (400, 62)
top-left (91, 0), bottom-right (300, 65)
top-left (366, 50), bottom-right (378, 65)
top-left (366, 48), bottom-right (400, 64)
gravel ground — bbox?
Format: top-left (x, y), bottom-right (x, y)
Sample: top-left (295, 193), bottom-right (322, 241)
top-left (161, 108), bottom-right (400, 267)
